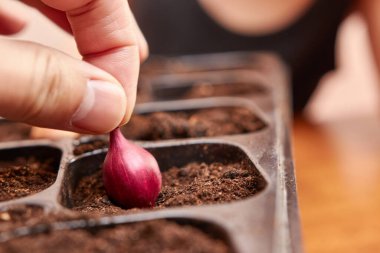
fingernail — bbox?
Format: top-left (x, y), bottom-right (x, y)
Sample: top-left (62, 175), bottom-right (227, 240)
top-left (71, 80), bottom-right (126, 133)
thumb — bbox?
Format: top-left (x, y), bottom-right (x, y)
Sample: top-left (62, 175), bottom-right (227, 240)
top-left (0, 38), bottom-right (127, 134)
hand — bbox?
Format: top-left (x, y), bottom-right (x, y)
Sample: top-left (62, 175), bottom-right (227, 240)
top-left (0, 0), bottom-right (148, 134)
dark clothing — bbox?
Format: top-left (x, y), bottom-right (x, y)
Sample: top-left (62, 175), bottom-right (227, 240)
top-left (131, 0), bottom-right (352, 111)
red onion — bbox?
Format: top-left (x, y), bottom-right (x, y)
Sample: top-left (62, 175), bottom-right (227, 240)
top-left (103, 128), bottom-right (161, 208)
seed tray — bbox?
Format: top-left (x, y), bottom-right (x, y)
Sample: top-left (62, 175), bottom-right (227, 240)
top-left (0, 52), bottom-right (301, 252)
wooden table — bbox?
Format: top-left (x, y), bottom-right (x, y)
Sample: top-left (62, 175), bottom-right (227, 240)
top-left (293, 117), bottom-right (380, 253)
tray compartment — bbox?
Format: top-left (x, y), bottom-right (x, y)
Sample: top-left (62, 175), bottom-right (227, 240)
top-left (60, 143), bottom-right (267, 214)
top-left (0, 146), bottom-right (62, 202)
top-left (122, 99), bottom-right (267, 141)
top-left (137, 70), bottom-right (269, 103)
top-left (0, 218), bottom-right (235, 253)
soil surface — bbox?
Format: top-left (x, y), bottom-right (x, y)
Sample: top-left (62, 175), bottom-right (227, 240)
top-left (71, 161), bottom-right (260, 215)
top-left (73, 139), bottom-right (108, 156)
top-left (0, 157), bottom-right (57, 201)
top-left (0, 122), bottom-right (31, 141)
top-left (122, 107), bottom-right (265, 141)
top-left (137, 81), bottom-right (265, 103)
top-left (0, 220), bottom-right (231, 253)
top-left (158, 81), bottom-right (265, 101)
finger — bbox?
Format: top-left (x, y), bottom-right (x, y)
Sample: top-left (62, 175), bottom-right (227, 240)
top-left (21, 0), bottom-right (72, 33)
top-left (20, 0), bottom-right (148, 60)
top-left (42, 0), bottom-right (141, 124)
top-left (0, 1), bottom-right (27, 34)
top-left (30, 127), bottom-right (79, 139)
top-left (130, 12), bottom-right (149, 61)
top-left (0, 38), bottom-right (127, 134)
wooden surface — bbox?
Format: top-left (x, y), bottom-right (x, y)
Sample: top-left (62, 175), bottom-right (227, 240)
top-left (293, 117), bottom-right (380, 253)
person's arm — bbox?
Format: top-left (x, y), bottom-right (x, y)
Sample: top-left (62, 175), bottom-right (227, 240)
top-left (0, 0), bottom-right (147, 134)
top-left (357, 0), bottom-right (380, 73)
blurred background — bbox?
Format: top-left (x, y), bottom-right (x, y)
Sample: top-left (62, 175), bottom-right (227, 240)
top-left (3, 0), bottom-right (380, 252)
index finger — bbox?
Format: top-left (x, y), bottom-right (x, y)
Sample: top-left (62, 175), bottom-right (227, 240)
top-left (42, 0), bottom-right (140, 124)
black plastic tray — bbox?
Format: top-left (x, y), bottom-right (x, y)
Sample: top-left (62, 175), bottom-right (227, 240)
top-left (0, 52), bottom-right (302, 253)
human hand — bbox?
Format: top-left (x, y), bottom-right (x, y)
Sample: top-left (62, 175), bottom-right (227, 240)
top-left (0, 0), bottom-right (148, 134)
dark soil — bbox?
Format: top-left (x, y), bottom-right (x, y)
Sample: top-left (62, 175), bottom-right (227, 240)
top-left (71, 168), bottom-right (125, 215)
top-left (71, 161), bottom-right (260, 215)
top-left (0, 220), bottom-right (231, 253)
top-left (157, 81), bottom-right (266, 101)
top-left (73, 139), bottom-right (108, 156)
top-left (122, 107), bottom-right (265, 141)
top-left (137, 81), bottom-right (265, 103)
top-left (187, 81), bottom-right (265, 97)
top-left (157, 161), bottom-right (260, 206)
top-left (0, 157), bottom-right (57, 201)
top-left (0, 122), bottom-right (31, 141)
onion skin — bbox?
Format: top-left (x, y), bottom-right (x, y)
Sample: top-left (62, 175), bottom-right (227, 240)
top-left (103, 128), bottom-right (162, 209)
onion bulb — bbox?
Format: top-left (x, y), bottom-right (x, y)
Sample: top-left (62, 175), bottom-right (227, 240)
top-left (103, 128), bottom-right (162, 208)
